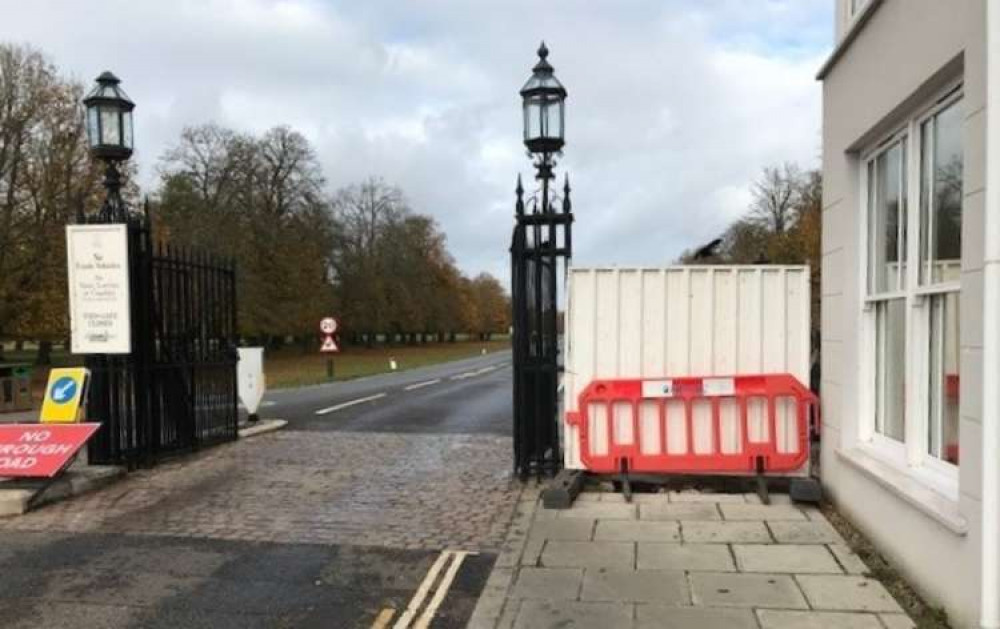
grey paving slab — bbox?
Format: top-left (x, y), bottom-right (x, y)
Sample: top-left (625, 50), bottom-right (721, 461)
top-left (580, 569), bottom-right (689, 604)
top-left (519, 536), bottom-right (545, 567)
top-left (630, 493), bottom-right (671, 504)
top-left (801, 506), bottom-right (827, 521)
top-left (557, 502), bottom-right (638, 520)
top-left (756, 610), bottom-right (884, 628)
top-left (669, 491), bottom-right (747, 503)
top-left (732, 544), bottom-right (842, 573)
top-left (746, 493), bottom-right (795, 505)
top-left (796, 575), bottom-right (904, 613)
top-left (636, 604), bottom-right (758, 629)
top-left (681, 521), bottom-right (771, 544)
top-left (720, 504), bottom-right (807, 521)
top-left (510, 567), bottom-right (583, 601)
top-left (594, 520), bottom-right (680, 542)
top-left (828, 544), bottom-right (870, 575)
top-left (767, 520), bottom-right (845, 544)
top-left (690, 572), bottom-right (809, 609)
top-left (879, 613), bottom-right (916, 628)
top-left (540, 541), bottom-right (635, 570)
top-left (637, 542), bottom-right (735, 571)
top-left (529, 518), bottom-right (595, 541)
top-left (513, 600), bottom-right (634, 629)
top-left (640, 503), bottom-right (721, 521)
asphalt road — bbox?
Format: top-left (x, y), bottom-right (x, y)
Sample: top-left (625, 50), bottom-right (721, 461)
top-left (262, 350), bottom-right (513, 434)
top-left (0, 350), bottom-right (517, 629)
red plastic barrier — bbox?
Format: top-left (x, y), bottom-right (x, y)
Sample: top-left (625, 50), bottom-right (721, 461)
top-left (565, 374), bottom-right (819, 475)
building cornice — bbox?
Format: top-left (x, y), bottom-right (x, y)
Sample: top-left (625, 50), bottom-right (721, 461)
top-left (816, 0), bottom-right (885, 80)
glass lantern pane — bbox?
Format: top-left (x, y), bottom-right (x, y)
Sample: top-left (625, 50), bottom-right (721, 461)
top-left (524, 100), bottom-right (542, 140)
top-left (100, 106), bottom-right (120, 146)
top-left (87, 107), bottom-right (100, 148)
top-left (123, 110), bottom-right (133, 149)
top-left (543, 99), bottom-right (562, 139)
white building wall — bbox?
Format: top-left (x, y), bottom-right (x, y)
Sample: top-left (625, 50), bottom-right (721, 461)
top-left (820, 1), bottom-right (987, 626)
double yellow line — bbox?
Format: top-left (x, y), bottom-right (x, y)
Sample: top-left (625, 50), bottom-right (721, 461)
top-left (372, 550), bottom-right (473, 629)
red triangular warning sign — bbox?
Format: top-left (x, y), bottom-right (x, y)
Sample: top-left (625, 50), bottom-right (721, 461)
top-left (320, 335), bottom-right (339, 353)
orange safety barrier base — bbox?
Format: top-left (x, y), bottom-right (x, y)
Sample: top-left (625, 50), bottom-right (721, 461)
top-left (565, 374), bottom-right (819, 476)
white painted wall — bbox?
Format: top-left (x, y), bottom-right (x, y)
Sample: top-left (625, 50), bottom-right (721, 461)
top-left (820, 1), bottom-right (987, 626)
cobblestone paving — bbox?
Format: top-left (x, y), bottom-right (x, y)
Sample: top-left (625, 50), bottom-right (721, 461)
top-left (0, 431), bottom-right (521, 552)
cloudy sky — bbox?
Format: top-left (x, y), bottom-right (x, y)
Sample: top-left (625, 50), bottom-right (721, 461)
top-left (4, 0), bottom-right (831, 281)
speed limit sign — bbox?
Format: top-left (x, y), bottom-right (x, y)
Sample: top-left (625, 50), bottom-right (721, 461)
top-left (319, 317), bottom-right (338, 335)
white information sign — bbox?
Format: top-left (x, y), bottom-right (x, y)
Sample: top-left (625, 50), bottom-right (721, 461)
top-left (702, 377), bottom-right (736, 397)
top-left (66, 225), bottom-right (132, 354)
top-left (641, 380), bottom-right (674, 398)
top-left (237, 348), bottom-right (266, 415)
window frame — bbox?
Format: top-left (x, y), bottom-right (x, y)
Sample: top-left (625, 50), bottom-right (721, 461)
top-left (858, 81), bottom-right (964, 499)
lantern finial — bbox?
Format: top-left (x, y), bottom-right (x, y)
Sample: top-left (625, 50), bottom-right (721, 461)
top-left (96, 71), bottom-right (120, 84)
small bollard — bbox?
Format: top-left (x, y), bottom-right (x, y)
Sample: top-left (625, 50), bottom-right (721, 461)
top-left (389, 357), bottom-right (398, 371)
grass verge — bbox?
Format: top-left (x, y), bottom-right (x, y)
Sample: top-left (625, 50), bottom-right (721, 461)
top-left (264, 339), bottom-right (510, 389)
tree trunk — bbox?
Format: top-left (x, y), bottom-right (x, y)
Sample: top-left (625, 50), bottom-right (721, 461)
top-left (35, 340), bottom-right (52, 366)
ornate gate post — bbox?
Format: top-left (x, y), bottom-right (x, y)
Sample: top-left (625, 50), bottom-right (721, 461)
top-left (511, 44), bottom-right (574, 478)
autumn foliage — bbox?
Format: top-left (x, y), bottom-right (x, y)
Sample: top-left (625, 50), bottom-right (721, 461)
top-left (0, 44), bottom-right (510, 355)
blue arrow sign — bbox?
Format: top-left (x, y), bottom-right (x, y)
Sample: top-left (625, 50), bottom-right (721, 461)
top-left (49, 377), bottom-right (78, 405)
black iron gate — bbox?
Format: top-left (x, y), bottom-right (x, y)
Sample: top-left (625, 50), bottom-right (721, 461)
top-left (511, 172), bottom-right (572, 478)
top-left (84, 204), bottom-right (239, 467)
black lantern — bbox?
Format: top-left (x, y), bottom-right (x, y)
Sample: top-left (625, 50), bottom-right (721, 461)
top-left (520, 42), bottom-right (566, 156)
top-left (84, 71), bottom-right (134, 162)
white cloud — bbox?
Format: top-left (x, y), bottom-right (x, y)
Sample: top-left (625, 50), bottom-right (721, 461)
top-left (3, 0), bottom-right (830, 283)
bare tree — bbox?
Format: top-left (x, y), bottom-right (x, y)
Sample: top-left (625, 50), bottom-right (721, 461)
top-left (749, 162), bottom-right (802, 235)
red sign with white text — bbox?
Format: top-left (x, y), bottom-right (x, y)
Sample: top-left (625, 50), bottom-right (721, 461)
top-left (0, 424), bottom-right (100, 478)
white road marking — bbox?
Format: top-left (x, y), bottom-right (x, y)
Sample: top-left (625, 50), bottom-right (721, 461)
top-left (414, 551), bottom-right (471, 629)
top-left (450, 372), bottom-right (476, 381)
top-left (315, 393), bottom-right (386, 416)
top-left (393, 551), bottom-right (451, 629)
top-left (404, 379), bottom-right (441, 391)
top-left (475, 365), bottom-right (497, 375)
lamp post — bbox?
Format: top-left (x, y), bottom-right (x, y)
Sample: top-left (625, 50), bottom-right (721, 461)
top-left (511, 43), bottom-right (573, 479)
top-left (520, 42), bottom-right (567, 210)
top-left (83, 71), bottom-right (135, 222)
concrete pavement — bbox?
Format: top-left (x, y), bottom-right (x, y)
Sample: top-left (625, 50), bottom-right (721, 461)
top-left (469, 488), bottom-right (917, 629)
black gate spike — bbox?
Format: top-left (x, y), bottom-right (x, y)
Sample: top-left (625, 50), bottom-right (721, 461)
top-left (510, 158), bottom-right (573, 478)
top-left (515, 174), bottom-right (524, 216)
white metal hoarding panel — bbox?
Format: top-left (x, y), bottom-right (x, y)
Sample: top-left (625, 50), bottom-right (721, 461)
top-left (563, 266), bottom-right (811, 470)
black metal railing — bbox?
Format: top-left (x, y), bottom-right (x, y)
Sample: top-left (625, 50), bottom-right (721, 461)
top-left (84, 205), bottom-right (238, 467)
